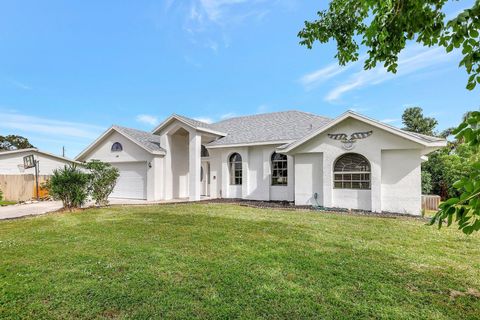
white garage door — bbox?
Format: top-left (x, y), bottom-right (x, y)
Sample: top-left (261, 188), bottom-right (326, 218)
top-left (110, 162), bottom-right (147, 199)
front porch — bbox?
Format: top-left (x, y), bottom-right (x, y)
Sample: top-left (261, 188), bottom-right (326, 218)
top-left (160, 123), bottom-right (217, 201)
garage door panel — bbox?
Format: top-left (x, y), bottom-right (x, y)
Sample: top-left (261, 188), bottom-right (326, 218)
top-left (110, 162), bottom-right (147, 199)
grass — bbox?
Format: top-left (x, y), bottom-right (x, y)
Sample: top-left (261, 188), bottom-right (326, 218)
top-left (1, 203), bottom-right (479, 319)
top-left (0, 200), bottom-right (16, 206)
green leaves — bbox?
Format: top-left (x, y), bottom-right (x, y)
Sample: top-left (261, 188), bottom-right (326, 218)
top-left (85, 160), bottom-right (120, 206)
top-left (298, 0), bottom-right (480, 91)
top-left (46, 164), bottom-right (90, 210)
top-left (430, 111), bottom-right (480, 234)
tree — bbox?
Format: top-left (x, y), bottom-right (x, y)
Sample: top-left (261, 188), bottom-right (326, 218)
top-left (402, 107), bottom-right (438, 136)
top-left (86, 160), bottom-right (119, 206)
top-left (298, 0), bottom-right (480, 90)
top-left (0, 135), bottom-right (34, 151)
top-left (430, 111), bottom-right (480, 234)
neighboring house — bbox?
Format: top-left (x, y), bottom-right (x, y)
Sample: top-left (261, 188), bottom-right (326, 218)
top-left (0, 148), bottom-right (79, 175)
top-left (76, 110), bottom-right (446, 215)
top-left (0, 148), bottom-right (80, 201)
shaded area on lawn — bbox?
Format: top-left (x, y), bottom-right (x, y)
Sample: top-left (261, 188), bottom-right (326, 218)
top-left (0, 204), bottom-right (479, 319)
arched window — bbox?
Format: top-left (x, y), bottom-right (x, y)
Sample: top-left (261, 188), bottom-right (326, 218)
top-left (229, 153), bottom-right (242, 185)
top-left (271, 152), bottom-right (288, 185)
top-left (111, 142), bottom-right (123, 152)
top-left (201, 145), bottom-right (209, 157)
top-left (333, 153), bottom-right (371, 189)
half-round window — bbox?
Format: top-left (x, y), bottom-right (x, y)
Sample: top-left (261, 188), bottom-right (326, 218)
top-left (271, 152), bottom-right (288, 185)
top-left (229, 153), bottom-right (242, 185)
top-left (333, 153), bottom-right (371, 189)
top-left (201, 145), bottom-right (209, 157)
top-left (111, 142), bottom-right (123, 152)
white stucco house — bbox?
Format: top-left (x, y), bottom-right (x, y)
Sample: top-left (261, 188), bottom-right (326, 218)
top-left (0, 148), bottom-right (79, 175)
top-left (76, 110), bottom-right (446, 215)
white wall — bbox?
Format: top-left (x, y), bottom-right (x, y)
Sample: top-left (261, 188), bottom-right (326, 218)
top-left (79, 131), bottom-right (163, 201)
top-left (158, 121), bottom-right (202, 201)
top-left (291, 117), bottom-right (424, 214)
top-left (210, 145), bottom-right (294, 201)
top-left (332, 189), bottom-right (372, 211)
top-left (170, 133), bottom-right (189, 199)
top-left (294, 153), bottom-right (323, 206)
top-left (381, 149), bottom-right (422, 214)
top-left (0, 151), bottom-right (74, 175)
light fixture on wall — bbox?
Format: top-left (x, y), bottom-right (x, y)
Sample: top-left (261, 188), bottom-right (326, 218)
top-left (148, 162), bottom-right (152, 168)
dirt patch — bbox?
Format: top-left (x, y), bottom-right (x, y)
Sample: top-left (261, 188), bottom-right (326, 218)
top-left (450, 288), bottom-right (480, 300)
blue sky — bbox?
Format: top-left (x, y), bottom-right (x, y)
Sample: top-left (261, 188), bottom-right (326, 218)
top-left (0, 0), bottom-right (478, 158)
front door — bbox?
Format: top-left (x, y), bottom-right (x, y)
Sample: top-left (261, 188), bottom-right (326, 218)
top-left (201, 161), bottom-right (210, 197)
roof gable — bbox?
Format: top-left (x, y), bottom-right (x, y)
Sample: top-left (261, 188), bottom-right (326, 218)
top-left (279, 111), bottom-right (447, 153)
top-left (0, 148), bottom-right (81, 164)
top-left (75, 126), bottom-right (165, 161)
top-left (152, 114), bottom-right (226, 136)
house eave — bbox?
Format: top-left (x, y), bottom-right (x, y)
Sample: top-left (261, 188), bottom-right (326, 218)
top-left (0, 148), bottom-right (82, 165)
top-left (75, 126), bottom-right (166, 161)
top-left (152, 114), bottom-right (226, 137)
top-left (206, 140), bottom-right (295, 149)
top-left (280, 111), bottom-right (447, 153)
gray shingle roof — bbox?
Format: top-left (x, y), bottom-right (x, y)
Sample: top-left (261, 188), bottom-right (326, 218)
top-left (115, 111), bottom-right (444, 153)
top-left (113, 125), bottom-right (165, 154)
top-left (407, 131), bottom-right (446, 143)
top-left (172, 114), bottom-right (217, 131)
top-left (206, 111), bottom-right (332, 146)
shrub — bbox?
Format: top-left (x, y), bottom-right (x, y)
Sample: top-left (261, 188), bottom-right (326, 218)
top-left (86, 160), bottom-right (119, 206)
top-left (421, 171), bottom-right (433, 195)
top-left (46, 164), bottom-right (89, 210)
top-left (0, 188), bottom-right (3, 201)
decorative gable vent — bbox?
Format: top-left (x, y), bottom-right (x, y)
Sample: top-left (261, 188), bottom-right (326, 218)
top-left (327, 131), bottom-right (373, 150)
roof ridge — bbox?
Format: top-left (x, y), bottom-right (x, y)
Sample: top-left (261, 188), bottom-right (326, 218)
top-left (212, 110), bottom-right (330, 124)
top-left (173, 114), bottom-right (212, 127)
top-left (113, 125), bottom-right (158, 136)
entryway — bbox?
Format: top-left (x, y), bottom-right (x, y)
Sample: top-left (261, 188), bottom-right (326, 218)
top-left (201, 161), bottom-right (210, 197)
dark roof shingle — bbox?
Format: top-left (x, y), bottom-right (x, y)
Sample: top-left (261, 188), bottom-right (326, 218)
top-left (113, 125), bottom-right (165, 153)
top-left (207, 111), bottom-right (332, 146)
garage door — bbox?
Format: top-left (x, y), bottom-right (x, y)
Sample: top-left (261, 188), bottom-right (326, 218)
top-left (110, 162), bottom-right (147, 199)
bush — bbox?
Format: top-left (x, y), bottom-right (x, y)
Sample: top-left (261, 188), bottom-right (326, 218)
top-left (421, 171), bottom-right (433, 194)
top-left (46, 164), bottom-right (89, 210)
top-left (0, 188), bottom-right (3, 201)
top-left (86, 160), bottom-right (119, 206)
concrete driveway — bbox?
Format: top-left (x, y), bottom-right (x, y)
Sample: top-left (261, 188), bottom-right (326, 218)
top-left (0, 201), bottom-right (63, 220)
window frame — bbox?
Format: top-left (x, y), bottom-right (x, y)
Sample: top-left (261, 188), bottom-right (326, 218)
top-left (111, 142), bottom-right (123, 152)
top-left (271, 152), bottom-right (288, 186)
top-left (333, 153), bottom-right (371, 190)
top-left (229, 153), bottom-right (242, 185)
top-left (201, 145), bottom-right (210, 157)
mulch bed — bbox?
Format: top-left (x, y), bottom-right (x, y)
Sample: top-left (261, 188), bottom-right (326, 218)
top-left (193, 198), bottom-right (429, 221)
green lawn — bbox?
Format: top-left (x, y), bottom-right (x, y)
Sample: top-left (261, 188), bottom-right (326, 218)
top-left (1, 204), bottom-right (479, 319)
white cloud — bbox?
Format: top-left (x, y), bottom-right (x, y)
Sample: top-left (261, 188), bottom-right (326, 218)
top-left (6, 79), bottom-right (31, 90)
top-left (220, 112), bottom-right (237, 120)
top-left (0, 111), bottom-right (104, 139)
top-left (381, 118), bottom-right (400, 124)
top-left (256, 104), bottom-right (269, 114)
top-left (198, 0), bottom-right (255, 23)
top-left (136, 114), bottom-right (159, 126)
top-left (325, 46), bottom-right (457, 102)
top-left (300, 62), bottom-right (355, 90)
top-left (193, 116), bottom-right (214, 124)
